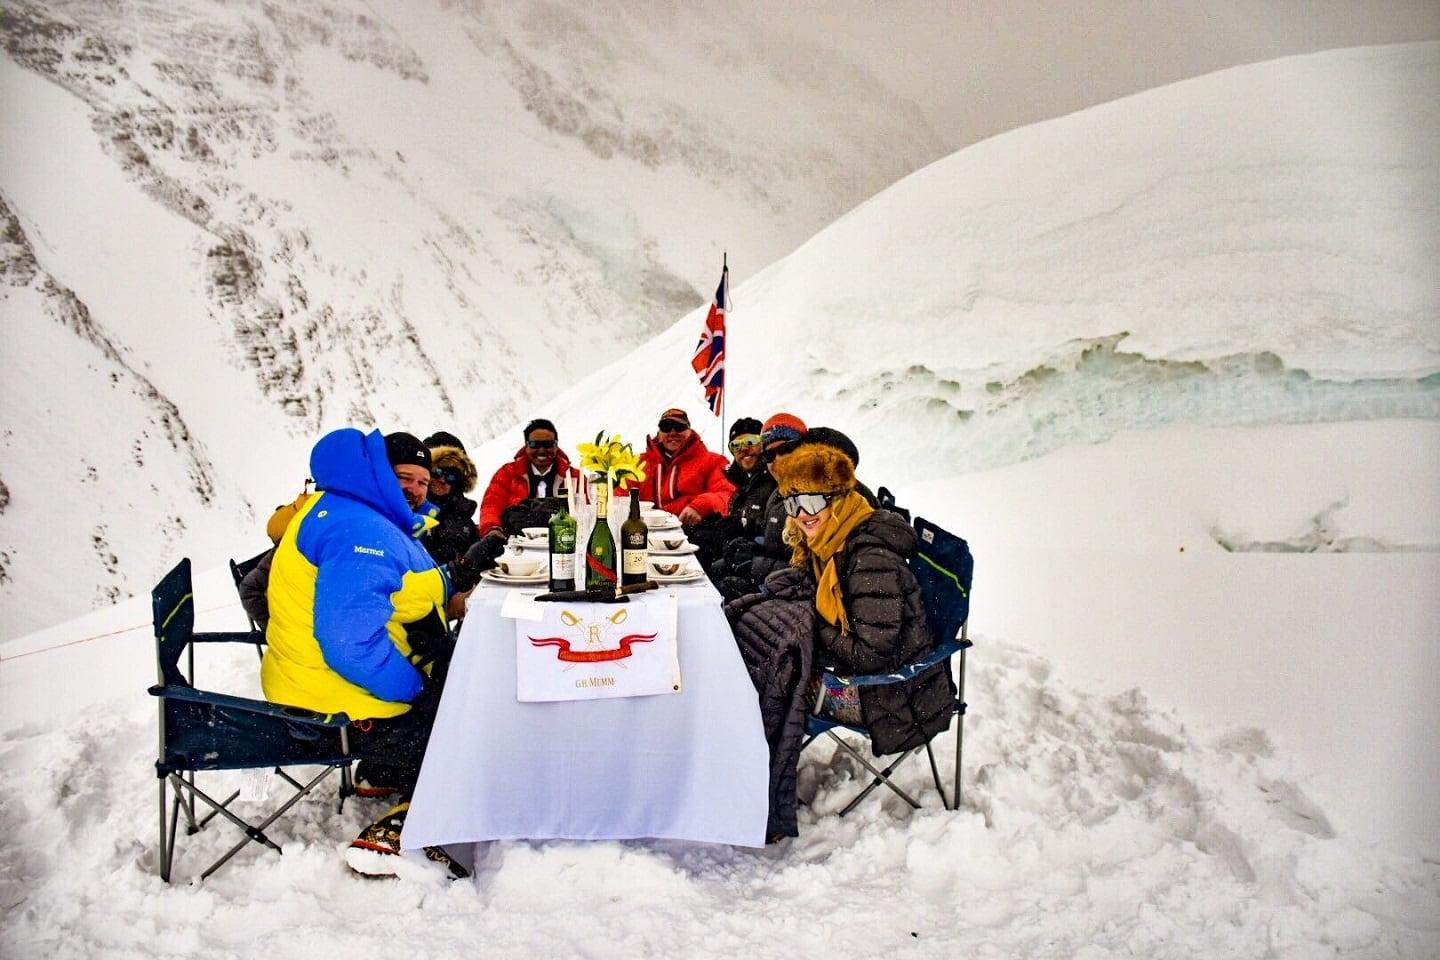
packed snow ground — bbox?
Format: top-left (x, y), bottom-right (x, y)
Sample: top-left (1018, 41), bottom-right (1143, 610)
top-left (1, 421), bottom-right (1436, 959)
top-left (2, 41), bottom-right (1438, 959)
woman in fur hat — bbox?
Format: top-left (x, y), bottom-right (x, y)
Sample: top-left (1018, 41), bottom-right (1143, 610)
top-left (423, 443), bottom-right (481, 566)
top-left (771, 438), bottom-right (954, 756)
top-left (725, 434), bottom-right (955, 839)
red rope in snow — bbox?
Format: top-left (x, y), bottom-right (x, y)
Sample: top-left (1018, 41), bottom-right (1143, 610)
top-left (0, 602), bottom-right (239, 663)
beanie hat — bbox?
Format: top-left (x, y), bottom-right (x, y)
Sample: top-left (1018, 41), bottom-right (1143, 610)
top-left (794, 426), bottom-right (860, 468)
top-left (384, 432), bottom-right (432, 471)
top-left (429, 444), bottom-right (478, 494)
top-left (658, 408), bottom-right (690, 427)
top-left (423, 430), bottom-right (466, 452)
top-left (772, 441), bottom-right (857, 496)
top-left (760, 412), bottom-right (807, 449)
top-left (728, 417), bottom-right (763, 442)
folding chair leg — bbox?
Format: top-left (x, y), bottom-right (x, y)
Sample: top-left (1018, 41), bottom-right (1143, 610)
top-left (193, 766), bottom-right (341, 881)
top-left (825, 732), bottom-right (924, 814)
top-left (159, 778), bottom-right (181, 883)
top-left (925, 742), bottom-right (950, 810)
top-left (954, 645), bottom-right (968, 810)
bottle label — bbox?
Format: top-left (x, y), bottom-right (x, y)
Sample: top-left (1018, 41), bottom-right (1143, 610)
top-left (594, 481), bottom-right (609, 518)
top-left (622, 549), bottom-right (648, 575)
top-left (551, 552), bottom-right (575, 578)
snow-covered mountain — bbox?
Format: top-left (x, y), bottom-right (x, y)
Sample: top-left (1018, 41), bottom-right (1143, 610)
top-left (3, 0), bottom-right (1437, 638)
top-left (1, 40), bottom-right (1437, 958)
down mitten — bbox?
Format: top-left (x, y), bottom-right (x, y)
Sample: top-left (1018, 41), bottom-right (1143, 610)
top-left (448, 536), bottom-right (506, 592)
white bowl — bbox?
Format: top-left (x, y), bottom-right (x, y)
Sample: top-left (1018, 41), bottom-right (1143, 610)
top-left (649, 533), bottom-right (687, 551)
top-left (497, 555), bottom-right (545, 577)
top-left (649, 559), bottom-right (686, 577)
top-left (520, 527), bottom-right (549, 541)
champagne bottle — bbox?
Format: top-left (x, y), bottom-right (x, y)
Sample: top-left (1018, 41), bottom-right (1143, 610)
top-left (620, 492), bottom-right (649, 586)
top-left (548, 490), bottom-right (578, 592)
top-left (584, 479), bottom-right (617, 590)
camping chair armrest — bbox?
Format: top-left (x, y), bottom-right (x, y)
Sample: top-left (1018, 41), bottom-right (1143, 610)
top-left (191, 630), bottom-right (264, 645)
top-left (819, 637), bottom-right (971, 689)
top-left (147, 684), bottom-right (350, 728)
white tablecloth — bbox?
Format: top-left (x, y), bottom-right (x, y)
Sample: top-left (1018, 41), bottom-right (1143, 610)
top-left (402, 579), bottom-right (769, 849)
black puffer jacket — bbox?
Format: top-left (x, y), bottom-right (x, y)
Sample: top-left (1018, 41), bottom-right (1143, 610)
top-left (723, 463), bottom-right (775, 541)
top-left (724, 567), bottom-right (816, 839)
top-left (424, 493), bottom-right (480, 566)
top-left (816, 509), bottom-right (955, 755)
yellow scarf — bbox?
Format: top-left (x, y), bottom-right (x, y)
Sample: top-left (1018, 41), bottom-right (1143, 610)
top-left (788, 490), bottom-right (874, 635)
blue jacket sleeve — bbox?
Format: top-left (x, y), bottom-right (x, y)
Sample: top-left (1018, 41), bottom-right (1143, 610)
top-left (311, 536), bottom-right (424, 703)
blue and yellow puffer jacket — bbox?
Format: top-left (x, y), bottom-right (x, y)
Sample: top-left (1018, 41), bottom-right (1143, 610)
top-left (262, 428), bottom-right (448, 720)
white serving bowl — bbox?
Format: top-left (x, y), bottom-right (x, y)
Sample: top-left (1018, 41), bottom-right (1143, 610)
top-left (649, 533), bottom-right (687, 551)
top-left (496, 555), bottom-right (545, 577)
top-left (649, 559), bottom-right (687, 577)
top-left (520, 526), bottom-right (549, 541)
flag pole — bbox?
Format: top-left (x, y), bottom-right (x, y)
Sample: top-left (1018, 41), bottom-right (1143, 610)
top-left (719, 251), bottom-right (727, 449)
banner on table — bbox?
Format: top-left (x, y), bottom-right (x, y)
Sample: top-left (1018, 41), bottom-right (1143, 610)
top-left (515, 592), bottom-right (680, 702)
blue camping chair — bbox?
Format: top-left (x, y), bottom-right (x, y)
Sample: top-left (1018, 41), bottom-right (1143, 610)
top-left (228, 548), bottom-right (272, 647)
top-left (149, 558), bottom-right (354, 882)
top-left (802, 502), bottom-right (974, 815)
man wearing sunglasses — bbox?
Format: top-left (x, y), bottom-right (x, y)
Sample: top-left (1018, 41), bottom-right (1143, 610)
top-left (477, 418), bottom-right (576, 541)
top-left (639, 407), bottom-right (736, 570)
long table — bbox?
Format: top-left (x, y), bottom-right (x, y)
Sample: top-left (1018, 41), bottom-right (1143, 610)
top-left (401, 578), bottom-right (769, 851)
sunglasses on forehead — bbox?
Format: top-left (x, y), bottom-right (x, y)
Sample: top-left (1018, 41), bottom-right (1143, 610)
top-left (657, 419), bottom-right (689, 433)
top-left (728, 434), bottom-right (763, 453)
top-left (526, 438), bottom-right (556, 449)
top-left (782, 491), bottom-right (838, 517)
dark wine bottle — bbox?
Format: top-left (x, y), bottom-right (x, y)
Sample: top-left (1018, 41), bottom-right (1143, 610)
top-left (620, 492), bottom-right (649, 586)
top-left (584, 480), bottom-right (617, 591)
top-left (547, 489), bottom-right (578, 592)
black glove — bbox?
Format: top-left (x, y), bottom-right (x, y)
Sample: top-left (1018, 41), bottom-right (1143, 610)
top-left (448, 536), bottom-right (506, 592)
top-left (722, 538), bottom-right (756, 577)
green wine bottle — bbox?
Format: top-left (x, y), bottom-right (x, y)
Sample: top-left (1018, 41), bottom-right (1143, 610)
top-left (585, 480), bottom-right (617, 591)
top-left (548, 489), bottom-right (578, 592)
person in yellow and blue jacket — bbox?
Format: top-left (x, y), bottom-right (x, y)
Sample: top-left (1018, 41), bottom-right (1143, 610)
top-left (261, 427), bottom-right (502, 878)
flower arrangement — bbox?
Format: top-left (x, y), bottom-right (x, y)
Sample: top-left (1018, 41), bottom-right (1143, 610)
top-left (576, 431), bottom-right (647, 489)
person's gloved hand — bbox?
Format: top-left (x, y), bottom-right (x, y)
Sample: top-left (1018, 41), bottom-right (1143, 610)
top-left (448, 536), bottom-right (506, 592)
top-left (722, 538), bottom-right (756, 577)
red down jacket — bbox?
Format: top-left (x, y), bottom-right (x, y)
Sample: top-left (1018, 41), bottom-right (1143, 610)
top-left (638, 433), bottom-right (735, 520)
top-left (478, 447), bottom-right (575, 537)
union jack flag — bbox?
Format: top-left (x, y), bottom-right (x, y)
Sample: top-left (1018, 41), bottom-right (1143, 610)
top-left (691, 265), bottom-right (727, 415)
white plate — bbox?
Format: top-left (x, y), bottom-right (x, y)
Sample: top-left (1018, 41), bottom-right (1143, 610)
top-left (648, 568), bottom-right (706, 583)
top-left (481, 569), bottom-right (548, 585)
top-left (644, 516), bottom-right (682, 531)
top-left (647, 541), bottom-right (698, 555)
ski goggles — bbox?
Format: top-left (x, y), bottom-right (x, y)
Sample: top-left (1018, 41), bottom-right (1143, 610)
top-left (728, 434), bottom-right (763, 453)
top-left (525, 438), bottom-right (556, 449)
top-left (658, 419), bottom-right (690, 434)
top-left (781, 491), bottom-right (839, 517)
top-left (431, 468), bottom-right (462, 487)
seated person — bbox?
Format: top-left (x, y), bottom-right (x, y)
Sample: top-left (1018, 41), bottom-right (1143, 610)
top-left (639, 408), bottom-right (736, 569)
top-left (478, 418), bottom-right (575, 541)
top-left (423, 441), bottom-right (480, 566)
top-left (238, 482), bottom-right (314, 630)
top-left (709, 414), bottom-right (800, 600)
top-left (724, 431), bottom-right (952, 840)
top-left (262, 429), bottom-right (500, 878)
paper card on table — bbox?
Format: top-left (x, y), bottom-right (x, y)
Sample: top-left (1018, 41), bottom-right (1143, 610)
top-left (499, 587), bottom-right (546, 622)
top-left (515, 592), bottom-right (680, 702)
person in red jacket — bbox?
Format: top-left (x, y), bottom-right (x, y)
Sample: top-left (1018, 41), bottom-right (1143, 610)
top-left (477, 418), bottom-right (576, 540)
top-left (640, 408), bottom-right (736, 571)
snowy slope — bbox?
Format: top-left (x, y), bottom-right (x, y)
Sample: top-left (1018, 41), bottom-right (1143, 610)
top-left (0, 44), bottom-right (1436, 958)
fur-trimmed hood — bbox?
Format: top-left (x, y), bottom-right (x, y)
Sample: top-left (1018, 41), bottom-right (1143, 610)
top-left (430, 444), bottom-right (478, 494)
top-left (772, 441), bottom-right (856, 496)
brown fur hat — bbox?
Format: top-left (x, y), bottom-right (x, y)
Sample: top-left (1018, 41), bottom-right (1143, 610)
top-left (772, 441), bottom-right (856, 496)
top-left (429, 444), bottom-right (478, 494)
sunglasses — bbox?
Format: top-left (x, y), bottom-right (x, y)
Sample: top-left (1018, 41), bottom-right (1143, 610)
top-left (657, 420), bottom-right (689, 434)
top-left (526, 438), bottom-right (556, 449)
top-left (729, 434), bottom-right (763, 453)
top-left (431, 469), bottom-right (461, 486)
top-left (782, 491), bottom-right (838, 517)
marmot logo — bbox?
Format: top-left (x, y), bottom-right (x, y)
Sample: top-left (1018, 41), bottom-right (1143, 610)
top-left (353, 545), bottom-right (385, 557)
